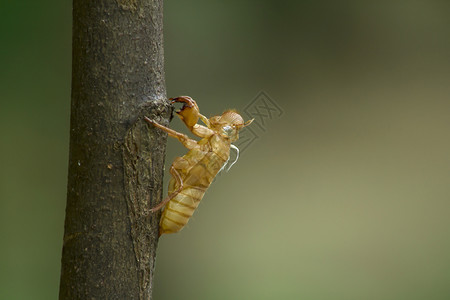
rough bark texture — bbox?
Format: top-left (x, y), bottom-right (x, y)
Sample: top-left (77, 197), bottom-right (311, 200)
top-left (59, 1), bottom-right (169, 299)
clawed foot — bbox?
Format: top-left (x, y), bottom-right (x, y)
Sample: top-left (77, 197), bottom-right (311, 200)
top-left (170, 96), bottom-right (200, 129)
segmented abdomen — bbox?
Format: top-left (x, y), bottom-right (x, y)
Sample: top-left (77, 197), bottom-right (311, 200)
top-left (159, 151), bottom-right (227, 235)
top-left (159, 186), bottom-right (206, 235)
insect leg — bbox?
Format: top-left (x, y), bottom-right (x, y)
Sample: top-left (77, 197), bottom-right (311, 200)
top-left (191, 124), bottom-right (214, 138)
top-left (171, 96), bottom-right (200, 129)
top-left (199, 114), bottom-right (211, 127)
top-left (171, 97), bottom-right (215, 138)
top-left (144, 117), bottom-right (198, 150)
top-left (150, 166), bottom-right (183, 212)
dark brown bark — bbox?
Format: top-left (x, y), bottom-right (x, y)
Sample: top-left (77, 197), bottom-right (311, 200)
top-left (59, 1), bottom-right (169, 299)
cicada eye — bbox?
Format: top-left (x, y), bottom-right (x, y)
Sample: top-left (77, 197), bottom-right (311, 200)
top-left (222, 125), bottom-right (233, 136)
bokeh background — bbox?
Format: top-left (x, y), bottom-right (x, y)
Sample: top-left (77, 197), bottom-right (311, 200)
top-left (1, 1), bottom-right (450, 299)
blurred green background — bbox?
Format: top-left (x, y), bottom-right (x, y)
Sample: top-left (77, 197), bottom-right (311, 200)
top-left (1, 1), bottom-right (450, 299)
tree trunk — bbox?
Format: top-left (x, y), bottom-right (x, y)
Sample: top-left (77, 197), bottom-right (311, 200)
top-left (59, 1), bottom-right (169, 299)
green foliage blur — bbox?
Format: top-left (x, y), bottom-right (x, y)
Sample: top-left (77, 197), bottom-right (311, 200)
top-left (1, 1), bottom-right (450, 299)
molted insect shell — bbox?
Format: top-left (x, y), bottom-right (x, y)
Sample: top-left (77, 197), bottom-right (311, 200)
top-left (146, 97), bottom-right (253, 235)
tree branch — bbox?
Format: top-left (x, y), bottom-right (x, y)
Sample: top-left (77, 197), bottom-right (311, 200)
top-left (59, 0), bottom-right (168, 299)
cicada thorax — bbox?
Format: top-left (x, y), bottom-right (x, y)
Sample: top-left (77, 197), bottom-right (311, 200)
top-left (159, 134), bottom-right (231, 235)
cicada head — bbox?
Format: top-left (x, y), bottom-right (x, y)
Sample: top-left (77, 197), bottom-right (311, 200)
top-left (211, 110), bottom-right (254, 142)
